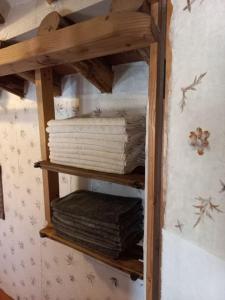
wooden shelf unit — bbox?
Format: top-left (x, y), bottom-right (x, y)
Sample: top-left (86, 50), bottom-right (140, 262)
top-left (34, 161), bottom-right (145, 189)
top-left (0, 1), bottom-right (167, 299)
top-left (40, 225), bottom-right (143, 280)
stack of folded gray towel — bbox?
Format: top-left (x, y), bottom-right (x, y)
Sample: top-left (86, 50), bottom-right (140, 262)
top-left (51, 190), bottom-right (143, 258)
top-left (47, 113), bottom-right (145, 174)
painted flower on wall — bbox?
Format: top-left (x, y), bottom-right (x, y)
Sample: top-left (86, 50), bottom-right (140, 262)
top-left (193, 196), bottom-right (223, 228)
top-left (189, 127), bottom-right (210, 155)
top-left (180, 72), bottom-right (207, 111)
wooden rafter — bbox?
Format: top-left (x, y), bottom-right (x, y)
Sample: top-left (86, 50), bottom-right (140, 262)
top-left (35, 68), bottom-right (59, 223)
top-left (38, 12), bottom-right (114, 93)
top-left (0, 12), bottom-right (157, 77)
top-left (0, 75), bottom-right (25, 98)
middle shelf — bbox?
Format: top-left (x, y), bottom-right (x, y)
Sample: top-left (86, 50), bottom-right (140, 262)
top-left (34, 160), bottom-right (145, 189)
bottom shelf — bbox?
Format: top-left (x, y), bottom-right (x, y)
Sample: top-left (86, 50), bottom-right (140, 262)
top-left (40, 226), bottom-right (143, 280)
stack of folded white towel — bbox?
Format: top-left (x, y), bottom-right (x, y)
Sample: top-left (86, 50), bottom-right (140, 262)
top-left (47, 113), bottom-right (145, 174)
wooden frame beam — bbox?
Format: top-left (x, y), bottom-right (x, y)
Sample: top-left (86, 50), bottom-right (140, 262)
top-left (0, 12), bottom-right (157, 77)
top-left (146, 0), bottom-right (167, 300)
top-left (35, 68), bottom-right (59, 223)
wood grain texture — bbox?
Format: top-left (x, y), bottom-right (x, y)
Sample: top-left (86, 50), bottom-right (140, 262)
top-left (0, 75), bottom-right (25, 97)
top-left (111, 0), bottom-right (147, 12)
top-left (38, 11), bottom-right (114, 93)
top-left (34, 161), bottom-right (145, 189)
top-left (0, 289), bottom-right (13, 300)
top-left (72, 58), bottom-right (114, 93)
top-left (40, 225), bottom-right (143, 279)
top-left (146, 0), bottom-right (167, 300)
top-left (35, 68), bottom-right (59, 223)
top-left (0, 12), bottom-right (156, 76)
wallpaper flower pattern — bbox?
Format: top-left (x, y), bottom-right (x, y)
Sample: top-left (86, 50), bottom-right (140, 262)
top-left (0, 61), bottom-right (147, 300)
top-left (166, 0), bottom-right (225, 261)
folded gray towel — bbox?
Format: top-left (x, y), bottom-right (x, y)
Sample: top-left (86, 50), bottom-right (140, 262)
top-left (52, 215), bottom-right (143, 245)
top-left (55, 228), bottom-right (143, 259)
top-left (51, 190), bottom-right (142, 225)
top-left (51, 190), bottom-right (144, 258)
top-left (53, 209), bottom-right (143, 233)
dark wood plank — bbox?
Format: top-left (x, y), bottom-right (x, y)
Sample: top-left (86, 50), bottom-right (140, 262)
top-left (0, 12), bottom-right (156, 76)
top-left (34, 161), bottom-right (145, 189)
top-left (40, 225), bottom-right (143, 279)
top-left (0, 289), bottom-right (13, 300)
top-left (0, 75), bottom-right (25, 97)
top-left (146, 1), bottom-right (167, 300)
top-left (0, 14), bottom-right (5, 24)
top-left (35, 69), bottom-right (59, 223)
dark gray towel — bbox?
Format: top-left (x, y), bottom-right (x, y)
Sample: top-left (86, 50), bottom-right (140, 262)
top-left (51, 190), bottom-right (143, 258)
top-left (52, 215), bottom-right (143, 246)
top-left (51, 190), bottom-right (142, 224)
top-left (55, 228), bottom-right (143, 259)
top-left (55, 229), bottom-right (121, 258)
top-left (53, 209), bottom-right (143, 234)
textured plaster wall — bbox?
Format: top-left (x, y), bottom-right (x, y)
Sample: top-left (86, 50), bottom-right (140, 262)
top-left (162, 1), bottom-right (225, 299)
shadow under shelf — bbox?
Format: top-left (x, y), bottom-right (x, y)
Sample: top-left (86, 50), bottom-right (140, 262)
top-left (34, 161), bottom-right (145, 189)
top-left (40, 225), bottom-right (143, 280)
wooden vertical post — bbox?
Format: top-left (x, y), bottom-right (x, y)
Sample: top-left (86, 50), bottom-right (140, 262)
top-left (146, 0), bottom-right (167, 299)
top-left (35, 68), bottom-right (59, 223)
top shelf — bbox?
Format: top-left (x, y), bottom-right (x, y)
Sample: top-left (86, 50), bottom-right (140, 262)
top-left (0, 12), bottom-right (157, 77)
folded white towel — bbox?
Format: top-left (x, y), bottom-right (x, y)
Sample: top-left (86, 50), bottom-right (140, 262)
top-left (49, 132), bottom-right (145, 143)
top-left (47, 115), bottom-right (145, 127)
top-left (47, 124), bottom-right (144, 135)
top-left (49, 147), bottom-right (144, 160)
top-left (48, 134), bottom-right (145, 152)
top-left (49, 145), bottom-right (144, 166)
top-left (50, 159), bottom-right (141, 174)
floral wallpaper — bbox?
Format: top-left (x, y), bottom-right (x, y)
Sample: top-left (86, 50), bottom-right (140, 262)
top-left (165, 0), bottom-right (225, 261)
top-left (0, 62), bottom-right (147, 299)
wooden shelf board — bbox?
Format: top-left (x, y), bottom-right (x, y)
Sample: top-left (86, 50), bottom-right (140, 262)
top-left (0, 12), bottom-right (156, 76)
top-left (34, 161), bottom-right (145, 189)
top-left (40, 225), bottom-right (143, 279)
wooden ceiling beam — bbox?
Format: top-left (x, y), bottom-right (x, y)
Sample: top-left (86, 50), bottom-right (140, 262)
top-left (0, 11), bottom-right (156, 77)
top-left (38, 12), bottom-right (114, 93)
